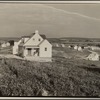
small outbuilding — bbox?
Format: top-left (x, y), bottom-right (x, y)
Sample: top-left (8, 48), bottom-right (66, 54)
top-left (74, 45), bottom-right (78, 50)
top-left (90, 46), bottom-right (100, 51)
top-left (86, 52), bottom-right (99, 61)
top-left (6, 42), bottom-right (10, 46)
top-left (68, 45), bottom-right (71, 48)
top-left (1, 43), bottom-right (6, 48)
top-left (61, 44), bottom-right (65, 47)
top-left (78, 46), bottom-right (83, 51)
top-left (56, 43), bottom-right (59, 47)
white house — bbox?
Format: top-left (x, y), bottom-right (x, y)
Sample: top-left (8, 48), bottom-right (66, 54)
top-left (13, 39), bottom-right (23, 54)
top-left (90, 46), bottom-right (100, 51)
top-left (6, 42), bottom-right (10, 47)
top-left (56, 43), bottom-right (59, 47)
top-left (52, 43), bottom-right (58, 47)
top-left (68, 45), bottom-right (71, 48)
top-left (74, 45), bottom-right (78, 50)
top-left (78, 46), bottom-right (83, 51)
top-left (13, 30), bottom-right (52, 58)
top-left (86, 52), bottom-right (99, 61)
top-left (1, 42), bottom-right (10, 48)
top-left (61, 44), bottom-right (65, 47)
top-left (1, 43), bottom-right (6, 48)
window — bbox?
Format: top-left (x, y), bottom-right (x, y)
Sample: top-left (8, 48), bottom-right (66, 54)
top-left (38, 38), bottom-right (41, 41)
top-left (45, 47), bottom-right (47, 51)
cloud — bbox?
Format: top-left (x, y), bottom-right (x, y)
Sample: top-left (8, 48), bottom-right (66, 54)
top-left (42, 4), bottom-right (100, 21)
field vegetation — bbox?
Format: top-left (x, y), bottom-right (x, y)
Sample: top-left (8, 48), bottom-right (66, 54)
top-left (0, 56), bottom-right (100, 96)
top-left (0, 38), bottom-right (100, 96)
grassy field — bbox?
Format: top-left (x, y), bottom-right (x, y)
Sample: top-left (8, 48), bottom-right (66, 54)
top-left (0, 40), bottom-right (100, 96)
top-left (0, 55), bottom-right (100, 96)
top-left (52, 47), bottom-right (90, 60)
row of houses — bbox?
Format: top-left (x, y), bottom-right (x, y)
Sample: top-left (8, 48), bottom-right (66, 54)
top-left (68, 45), bottom-right (83, 51)
top-left (52, 42), bottom-right (100, 52)
top-left (0, 40), bottom-right (14, 48)
top-left (69, 45), bottom-right (100, 51)
top-left (52, 43), bottom-right (84, 52)
top-left (68, 45), bottom-right (100, 61)
top-left (1, 42), bottom-right (10, 47)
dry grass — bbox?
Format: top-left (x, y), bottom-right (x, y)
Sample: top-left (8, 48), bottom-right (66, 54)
top-left (0, 57), bottom-right (100, 96)
top-left (53, 47), bottom-right (90, 60)
top-left (0, 46), bottom-right (99, 96)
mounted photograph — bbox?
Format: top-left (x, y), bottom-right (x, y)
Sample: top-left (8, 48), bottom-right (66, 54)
top-left (0, 1), bottom-right (100, 97)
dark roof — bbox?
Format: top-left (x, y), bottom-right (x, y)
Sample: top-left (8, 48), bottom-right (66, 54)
top-left (30, 33), bottom-right (35, 37)
top-left (21, 36), bottom-right (30, 38)
top-left (19, 42), bottom-right (24, 46)
top-left (29, 33), bottom-right (46, 39)
top-left (38, 40), bottom-right (45, 46)
top-left (40, 34), bottom-right (46, 39)
top-left (21, 33), bottom-right (46, 40)
top-left (14, 39), bottom-right (20, 42)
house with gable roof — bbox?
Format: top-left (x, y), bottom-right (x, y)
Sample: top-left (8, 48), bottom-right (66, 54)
top-left (13, 30), bottom-right (52, 59)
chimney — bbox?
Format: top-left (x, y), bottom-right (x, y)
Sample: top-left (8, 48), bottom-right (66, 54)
top-left (35, 30), bottom-right (39, 34)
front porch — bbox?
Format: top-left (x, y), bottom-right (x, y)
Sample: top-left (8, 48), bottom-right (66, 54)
top-left (23, 47), bottom-right (52, 62)
top-left (23, 47), bottom-right (40, 57)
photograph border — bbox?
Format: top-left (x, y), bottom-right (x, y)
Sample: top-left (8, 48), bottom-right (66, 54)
top-left (0, 0), bottom-right (100, 99)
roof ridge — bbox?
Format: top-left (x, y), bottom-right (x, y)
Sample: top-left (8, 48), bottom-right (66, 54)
top-left (23, 32), bottom-right (39, 46)
top-left (38, 39), bottom-right (45, 46)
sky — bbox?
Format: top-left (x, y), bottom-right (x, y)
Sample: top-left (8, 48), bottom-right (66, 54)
top-left (0, 3), bottom-right (100, 38)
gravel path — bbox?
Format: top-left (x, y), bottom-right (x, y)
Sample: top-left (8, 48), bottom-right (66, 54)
top-left (0, 54), bottom-right (52, 62)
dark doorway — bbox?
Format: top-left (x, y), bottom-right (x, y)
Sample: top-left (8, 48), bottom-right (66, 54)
top-left (27, 48), bottom-right (32, 56)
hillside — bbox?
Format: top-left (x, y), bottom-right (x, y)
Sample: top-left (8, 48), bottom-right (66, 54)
top-left (0, 56), bottom-right (100, 96)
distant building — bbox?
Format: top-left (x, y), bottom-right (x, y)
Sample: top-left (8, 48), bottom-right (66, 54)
top-left (1, 43), bottom-right (6, 48)
top-left (90, 46), bottom-right (100, 51)
top-left (84, 46), bottom-right (91, 50)
top-left (61, 44), bottom-right (65, 47)
top-left (13, 40), bottom-right (21, 54)
top-left (9, 40), bottom-right (14, 46)
top-left (1, 42), bottom-right (10, 48)
top-left (86, 52), bottom-right (99, 61)
top-left (6, 42), bottom-right (10, 46)
top-left (56, 43), bottom-right (59, 47)
top-left (13, 30), bottom-right (52, 58)
top-left (78, 46), bottom-right (82, 51)
top-left (68, 45), bottom-right (71, 48)
top-left (74, 45), bottom-right (78, 50)
top-left (68, 45), bottom-right (74, 49)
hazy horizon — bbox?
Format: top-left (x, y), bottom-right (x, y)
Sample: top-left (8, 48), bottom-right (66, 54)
top-left (0, 3), bottom-right (100, 38)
